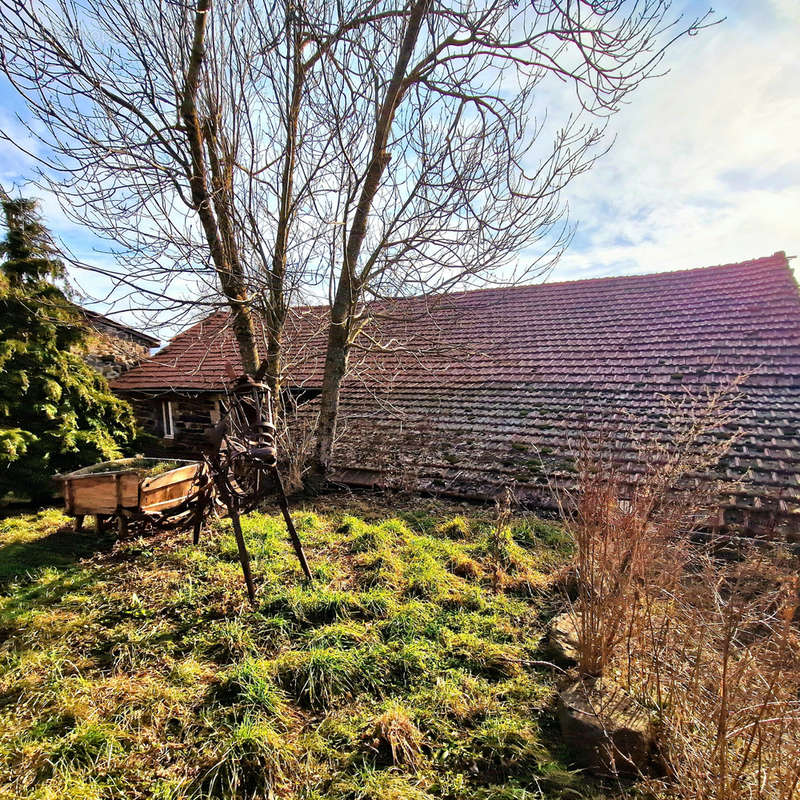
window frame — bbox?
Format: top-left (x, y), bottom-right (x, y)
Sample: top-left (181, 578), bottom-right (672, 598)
top-left (161, 399), bottom-right (175, 439)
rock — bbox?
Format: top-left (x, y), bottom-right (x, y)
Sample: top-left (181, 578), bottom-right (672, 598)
top-left (547, 611), bottom-right (580, 663)
top-left (558, 677), bottom-right (654, 777)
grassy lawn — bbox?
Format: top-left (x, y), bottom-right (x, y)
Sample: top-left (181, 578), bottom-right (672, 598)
top-left (0, 495), bottom-right (607, 800)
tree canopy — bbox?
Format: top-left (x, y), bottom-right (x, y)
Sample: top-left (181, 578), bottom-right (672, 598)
top-left (0, 198), bottom-right (136, 500)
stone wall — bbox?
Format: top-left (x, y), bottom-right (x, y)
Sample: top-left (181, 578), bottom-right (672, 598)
top-left (84, 331), bottom-right (153, 379)
top-left (125, 393), bottom-right (221, 457)
top-left (79, 311), bottom-right (157, 379)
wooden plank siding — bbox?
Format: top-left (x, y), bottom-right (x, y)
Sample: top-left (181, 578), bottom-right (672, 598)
top-left (63, 472), bottom-right (140, 515)
top-left (140, 464), bottom-right (204, 512)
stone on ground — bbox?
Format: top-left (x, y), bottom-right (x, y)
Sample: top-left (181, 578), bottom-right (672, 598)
top-left (558, 677), bottom-right (654, 777)
top-left (546, 611), bottom-right (580, 663)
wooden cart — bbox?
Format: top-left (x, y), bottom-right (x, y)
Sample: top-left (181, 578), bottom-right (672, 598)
top-left (57, 458), bottom-right (213, 536)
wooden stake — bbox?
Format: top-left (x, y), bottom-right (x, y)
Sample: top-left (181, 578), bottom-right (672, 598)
top-left (229, 499), bottom-right (256, 605)
top-left (74, 515), bottom-right (84, 533)
top-left (192, 472), bottom-right (210, 545)
top-left (192, 503), bottom-right (204, 545)
top-left (271, 465), bottom-right (312, 581)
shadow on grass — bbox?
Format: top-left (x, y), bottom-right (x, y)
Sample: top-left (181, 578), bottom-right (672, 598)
top-left (0, 567), bottom-right (102, 647)
top-left (0, 526), bottom-right (117, 586)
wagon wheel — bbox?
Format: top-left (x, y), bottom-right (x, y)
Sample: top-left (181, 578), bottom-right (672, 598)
top-left (206, 375), bottom-right (312, 603)
top-left (225, 453), bottom-right (269, 513)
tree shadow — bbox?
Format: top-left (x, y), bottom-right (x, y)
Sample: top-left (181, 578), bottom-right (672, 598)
top-left (0, 525), bottom-right (117, 586)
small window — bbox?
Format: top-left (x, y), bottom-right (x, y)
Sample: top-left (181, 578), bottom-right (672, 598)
top-left (161, 400), bottom-right (175, 439)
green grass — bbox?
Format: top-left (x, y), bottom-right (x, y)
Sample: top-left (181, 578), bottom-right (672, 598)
top-left (0, 509), bottom-right (112, 582)
top-left (0, 496), bottom-right (610, 800)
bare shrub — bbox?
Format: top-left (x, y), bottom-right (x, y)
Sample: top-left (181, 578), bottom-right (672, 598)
top-left (632, 550), bottom-right (800, 800)
top-left (559, 377), bottom-right (800, 797)
top-left (275, 398), bottom-right (318, 494)
top-left (559, 380), bottom-right (743, 676)
top-left (365, 701), bottom-right (424, 768)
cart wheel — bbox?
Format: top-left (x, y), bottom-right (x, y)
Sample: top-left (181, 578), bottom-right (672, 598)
top-left (228, 459), bottom-right (262, 509)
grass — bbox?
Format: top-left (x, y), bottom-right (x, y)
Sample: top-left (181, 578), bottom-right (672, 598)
top-left (0, 508), bottom-right (112, 582)
top-left (0, 494), bottom-right (604, 800)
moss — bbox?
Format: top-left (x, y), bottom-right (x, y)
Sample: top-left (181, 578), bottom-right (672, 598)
top-left (433, 515), bottom-right (471, 539)
top-left (447, 549), bottom-right (484, 579)
top-left (326, 766), bottom-right (434, 800)
top-left (340, 516), bottom-right (399, 554)
top-left (470, 715), bottom-right (547, 772)
top-left (397, 510), bottom-right (438, 535)
top-left (411, 671), bottom-right (497, 723)
top-left (304, 620), bottom-right (377, 649)
top-left (510, 518), bottom-right (569, 550)
top-left (443, 632), bottom-right (523, 679)
top-left (353, 549), bottom-right (404, 589)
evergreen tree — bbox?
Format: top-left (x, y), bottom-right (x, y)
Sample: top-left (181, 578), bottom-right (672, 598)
top-left (0, 198), bottom-right (136, 501)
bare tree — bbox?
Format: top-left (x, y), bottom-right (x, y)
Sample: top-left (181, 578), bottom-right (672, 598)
top-left (307, 0), bottom-right (714, 471)
top-left (1, 0), bottom-right (713, 477)
top-left (0, 0), bottom-right (391, 393)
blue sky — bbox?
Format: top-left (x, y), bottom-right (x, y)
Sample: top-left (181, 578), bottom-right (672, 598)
top-left (1, 0), bottom-right (798, 334)
top-left (548, 0), bottom-right (800, 282)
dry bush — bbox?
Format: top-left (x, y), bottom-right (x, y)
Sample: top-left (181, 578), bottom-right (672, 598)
top-left (559, 380), bottom-right (743, 676)
top-left (275, 399), bottom-right (319, 493)
top-left (564, 455), bottom-right (683, 676)
top-left (559, 377), bottom-right (800, 798)
top-left (631, 551), bottom-right (800, 800)
top-left (365, 702), bottom-right (424, 768)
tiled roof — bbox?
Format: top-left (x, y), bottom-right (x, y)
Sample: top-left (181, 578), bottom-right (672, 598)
top-left (113, 253), bottom-right (800, 538)
top-left (80, 308), bottom-right (160, 348)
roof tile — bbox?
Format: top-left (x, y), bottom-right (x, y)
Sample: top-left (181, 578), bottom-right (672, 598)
top-left (113, 253), bottom-right (800, 537)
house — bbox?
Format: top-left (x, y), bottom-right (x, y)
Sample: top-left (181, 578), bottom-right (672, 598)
top-left (79, 308), bottom-right (159, 379)
top-left (111, 253), bottom-right (800, 540)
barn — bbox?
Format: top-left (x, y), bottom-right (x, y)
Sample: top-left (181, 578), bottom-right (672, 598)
top-left (112, 252), bottom-right (800, 540)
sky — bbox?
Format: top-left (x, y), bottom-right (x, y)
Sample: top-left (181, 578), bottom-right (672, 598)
top-left (0, 0), bottom-right (798, 335)
top-left (548, 0), bottom-right (800, 282)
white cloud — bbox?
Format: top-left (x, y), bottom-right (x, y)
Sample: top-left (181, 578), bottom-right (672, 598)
top-left (2, 2), bottom-right (796, 315)
top-left (545, 0), bottom-right (800, 281)
top-left (767, 0), bottom-right (800, 24)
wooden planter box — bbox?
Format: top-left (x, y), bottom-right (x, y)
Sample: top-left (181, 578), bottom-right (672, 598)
top-left (57, 458), bottom-right (208, 533)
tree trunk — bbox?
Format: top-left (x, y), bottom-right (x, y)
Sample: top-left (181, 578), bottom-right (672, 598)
top-left (229, 304), bottom-right (259, 376)
top-left (260, 6), bottom-right (304, 402)
top-left (313, 0), bottom-right (429, 474)
top-left (181, 0), bottom-right (260, 377)
top-left (314, 299), bottom-right (351, 472)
